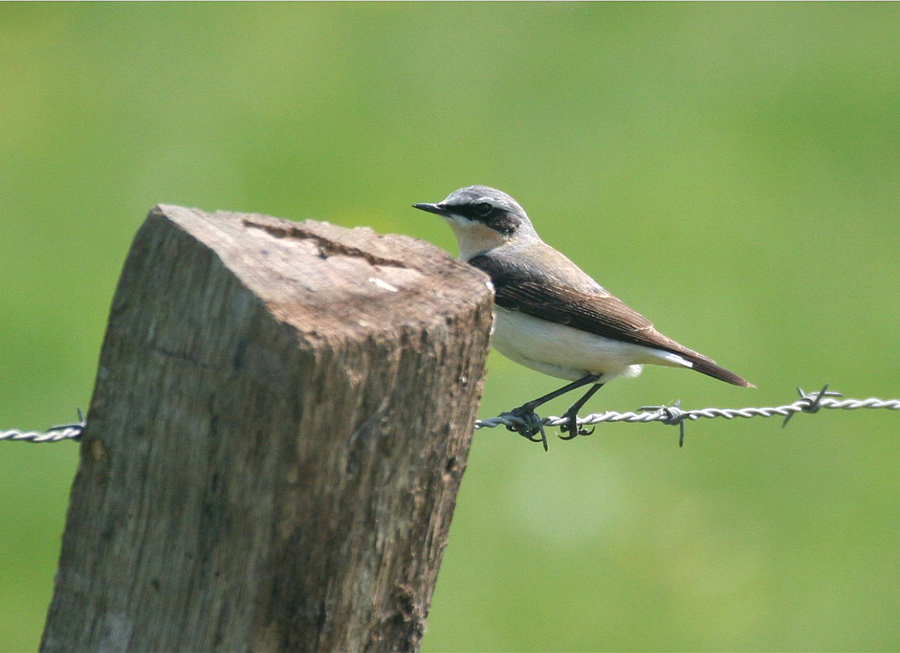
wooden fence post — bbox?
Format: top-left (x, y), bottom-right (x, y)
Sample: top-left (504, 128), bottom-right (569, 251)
top-left (40, 205), bottom-right (493, 652)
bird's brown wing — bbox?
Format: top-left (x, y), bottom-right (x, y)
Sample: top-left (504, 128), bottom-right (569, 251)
top-left (468, 254), bottom-right (752, 387)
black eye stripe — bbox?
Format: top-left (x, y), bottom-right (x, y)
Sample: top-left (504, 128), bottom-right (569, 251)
top-left (475, 202), bottom-right (492, 216)
top-left (452, 202), bottom-right (494, 220)
top-left (443, 200), bottom-right (517, 236)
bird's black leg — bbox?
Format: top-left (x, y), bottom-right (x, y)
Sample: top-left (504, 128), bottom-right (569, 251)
top-left (504, 374), bottom-right (601, 450)
top-left (558, 382), bottom-right (605, 440)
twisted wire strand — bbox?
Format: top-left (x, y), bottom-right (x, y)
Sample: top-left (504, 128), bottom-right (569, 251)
top-left (0, 409), bottom-right (85, 443)
top-left (1, 388), bottom-right (898, 444)
top-left (0, 424), bottom-right (85, 443)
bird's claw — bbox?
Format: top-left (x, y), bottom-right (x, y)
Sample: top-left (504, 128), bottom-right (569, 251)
top-left (558, 410), bottom-right (594, 439)
top-left (502, 406), bottom-right (549, 451)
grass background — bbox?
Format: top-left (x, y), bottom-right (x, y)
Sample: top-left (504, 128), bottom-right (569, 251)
top-left (2, 3), bottom-right (899, 651)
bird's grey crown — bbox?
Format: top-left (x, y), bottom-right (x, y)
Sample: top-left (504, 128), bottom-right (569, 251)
top-left (441, 185), bottom-right (525, 215)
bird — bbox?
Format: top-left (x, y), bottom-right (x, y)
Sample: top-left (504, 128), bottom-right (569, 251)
top-left (413, 185), bottom-right (753, 449)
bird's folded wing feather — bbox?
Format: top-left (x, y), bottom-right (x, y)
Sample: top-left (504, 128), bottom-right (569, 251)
top-left (505, 281), bottom-right (698, 354)
top-left (470, 254), bottom-right (719, 359)
top-left (469, 254), bottom-right (673, 344)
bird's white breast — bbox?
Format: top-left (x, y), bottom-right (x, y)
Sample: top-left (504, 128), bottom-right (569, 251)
top-left (490, 307), bottom-right (692, 382)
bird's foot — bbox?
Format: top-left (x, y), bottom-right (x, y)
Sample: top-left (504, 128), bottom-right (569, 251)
top-left (558, 407), bottom-right (595, 440)
top-left (501, 404), bottom-right (549, 451)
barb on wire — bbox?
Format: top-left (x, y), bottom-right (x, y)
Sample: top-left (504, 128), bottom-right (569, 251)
top-left (475, 386), bottom-right (900, 448)
top-left (0, 409), bottom-right (85, 443)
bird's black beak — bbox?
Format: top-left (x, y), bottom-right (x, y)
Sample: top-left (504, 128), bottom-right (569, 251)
top-left (412, 202), bottom-right (451, 218)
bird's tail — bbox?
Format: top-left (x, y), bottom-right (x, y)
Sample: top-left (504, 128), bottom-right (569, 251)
top-left (649, 344), bottom-right (754, 387)
top-left (686, 355), bottom-right (755, 388)
top-left (651, 332), bottom-right (754, 388)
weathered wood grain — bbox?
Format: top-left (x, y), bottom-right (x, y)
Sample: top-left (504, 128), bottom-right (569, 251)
top-left (40, 205), bottom-right (493, 652)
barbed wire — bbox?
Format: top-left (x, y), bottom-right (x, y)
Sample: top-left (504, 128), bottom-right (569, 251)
top-left (1, 387), bottom-right (897, 447)
top-left (475, 386), bottom-right (900, 448)
top-left (0, 409), bottom-right (85, 443)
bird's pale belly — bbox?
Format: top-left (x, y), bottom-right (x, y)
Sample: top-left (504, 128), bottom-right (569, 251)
top-left (490, 307), bottom-right (689, 382)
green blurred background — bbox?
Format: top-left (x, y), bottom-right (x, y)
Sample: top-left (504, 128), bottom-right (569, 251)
top-left (2, 3), bottom-right (899, 651)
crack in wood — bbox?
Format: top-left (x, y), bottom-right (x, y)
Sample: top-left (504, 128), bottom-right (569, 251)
top-left (242, 218), bottom-right (410, 269)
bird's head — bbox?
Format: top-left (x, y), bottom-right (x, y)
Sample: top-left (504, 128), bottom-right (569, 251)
top-left (413, 185), bottom-right (538, 260)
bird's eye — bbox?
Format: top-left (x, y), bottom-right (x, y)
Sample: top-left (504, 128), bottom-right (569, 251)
top-left (475, 202), bottom-right (492, 217)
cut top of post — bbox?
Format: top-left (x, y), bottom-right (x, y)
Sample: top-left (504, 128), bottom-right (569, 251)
top-left (154, 204), bottom-right (493, 338)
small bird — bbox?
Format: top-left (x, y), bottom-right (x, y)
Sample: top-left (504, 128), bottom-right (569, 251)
top-left (414, 185), bottom-right (753, 448)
